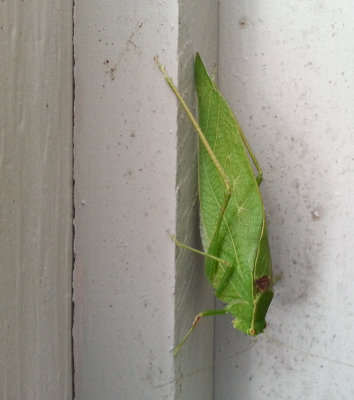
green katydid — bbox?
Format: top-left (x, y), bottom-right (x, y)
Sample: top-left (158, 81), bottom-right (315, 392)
top-left (155, 53), bottom-right (274, 355)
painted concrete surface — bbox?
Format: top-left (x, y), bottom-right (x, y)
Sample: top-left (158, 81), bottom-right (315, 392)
top-left (215, 2), bottom-right (354, 399)
top-left (0, 1), bottom-right (73, 399)
top-left (73, 1), bottom-right (217, 399)
top-left (73, 4), bottom-right (178, 397)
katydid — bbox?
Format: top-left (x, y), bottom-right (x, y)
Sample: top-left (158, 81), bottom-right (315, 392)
top-left (155, 53), bottom-right (274, 355)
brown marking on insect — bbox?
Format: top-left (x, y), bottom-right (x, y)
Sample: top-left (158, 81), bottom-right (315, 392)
top-left (255, 276), bottom-right (271, 292)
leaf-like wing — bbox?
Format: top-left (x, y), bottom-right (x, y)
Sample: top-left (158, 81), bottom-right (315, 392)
top-left (195, 54), bottom-right (269, 305)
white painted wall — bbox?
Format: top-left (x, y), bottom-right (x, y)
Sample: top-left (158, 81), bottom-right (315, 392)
top-left (215, 1), bottom-right (354, 399)
top-left (73, 4), bottom-right (178, 398)
top-left (0, 1), bottom-right (73, 399)
top-left (6, 1), bottom-right (354, 397)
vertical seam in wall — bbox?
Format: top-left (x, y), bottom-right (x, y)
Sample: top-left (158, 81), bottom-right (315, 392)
top-left (71, 0), bottom-right (76, 398)
top-left (216, 0), bottom-right (220, 85)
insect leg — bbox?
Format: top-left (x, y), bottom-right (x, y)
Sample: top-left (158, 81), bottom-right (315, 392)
top-left (170, 230), bottom-right (235, 297)
top-left (154, 56), bottom-right (232, 195)
top-left (173, 308), bottom-right (228, 356)
top-left (236, 122), bottom-right (263, 185)
top-left (168, 231), bottom-right (231, 268)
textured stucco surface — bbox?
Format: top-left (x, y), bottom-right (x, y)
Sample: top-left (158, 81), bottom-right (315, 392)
top-left (215, 2), bottom-right (354, 399)
top-left (0, 1), bottom-right (73, 399)
top-left (73, 3), bottom-right (178, 397)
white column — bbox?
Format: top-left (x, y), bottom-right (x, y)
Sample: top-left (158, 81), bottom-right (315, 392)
top-left (216, 2), bottom-right (354, 399)
top-left (73, 1), bottom-right (218, 399)
top-left (0, 1), bottom-right (73, 399)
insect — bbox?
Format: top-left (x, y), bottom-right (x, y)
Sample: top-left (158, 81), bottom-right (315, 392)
top-left (155, 53), bottom-right (274, 355)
